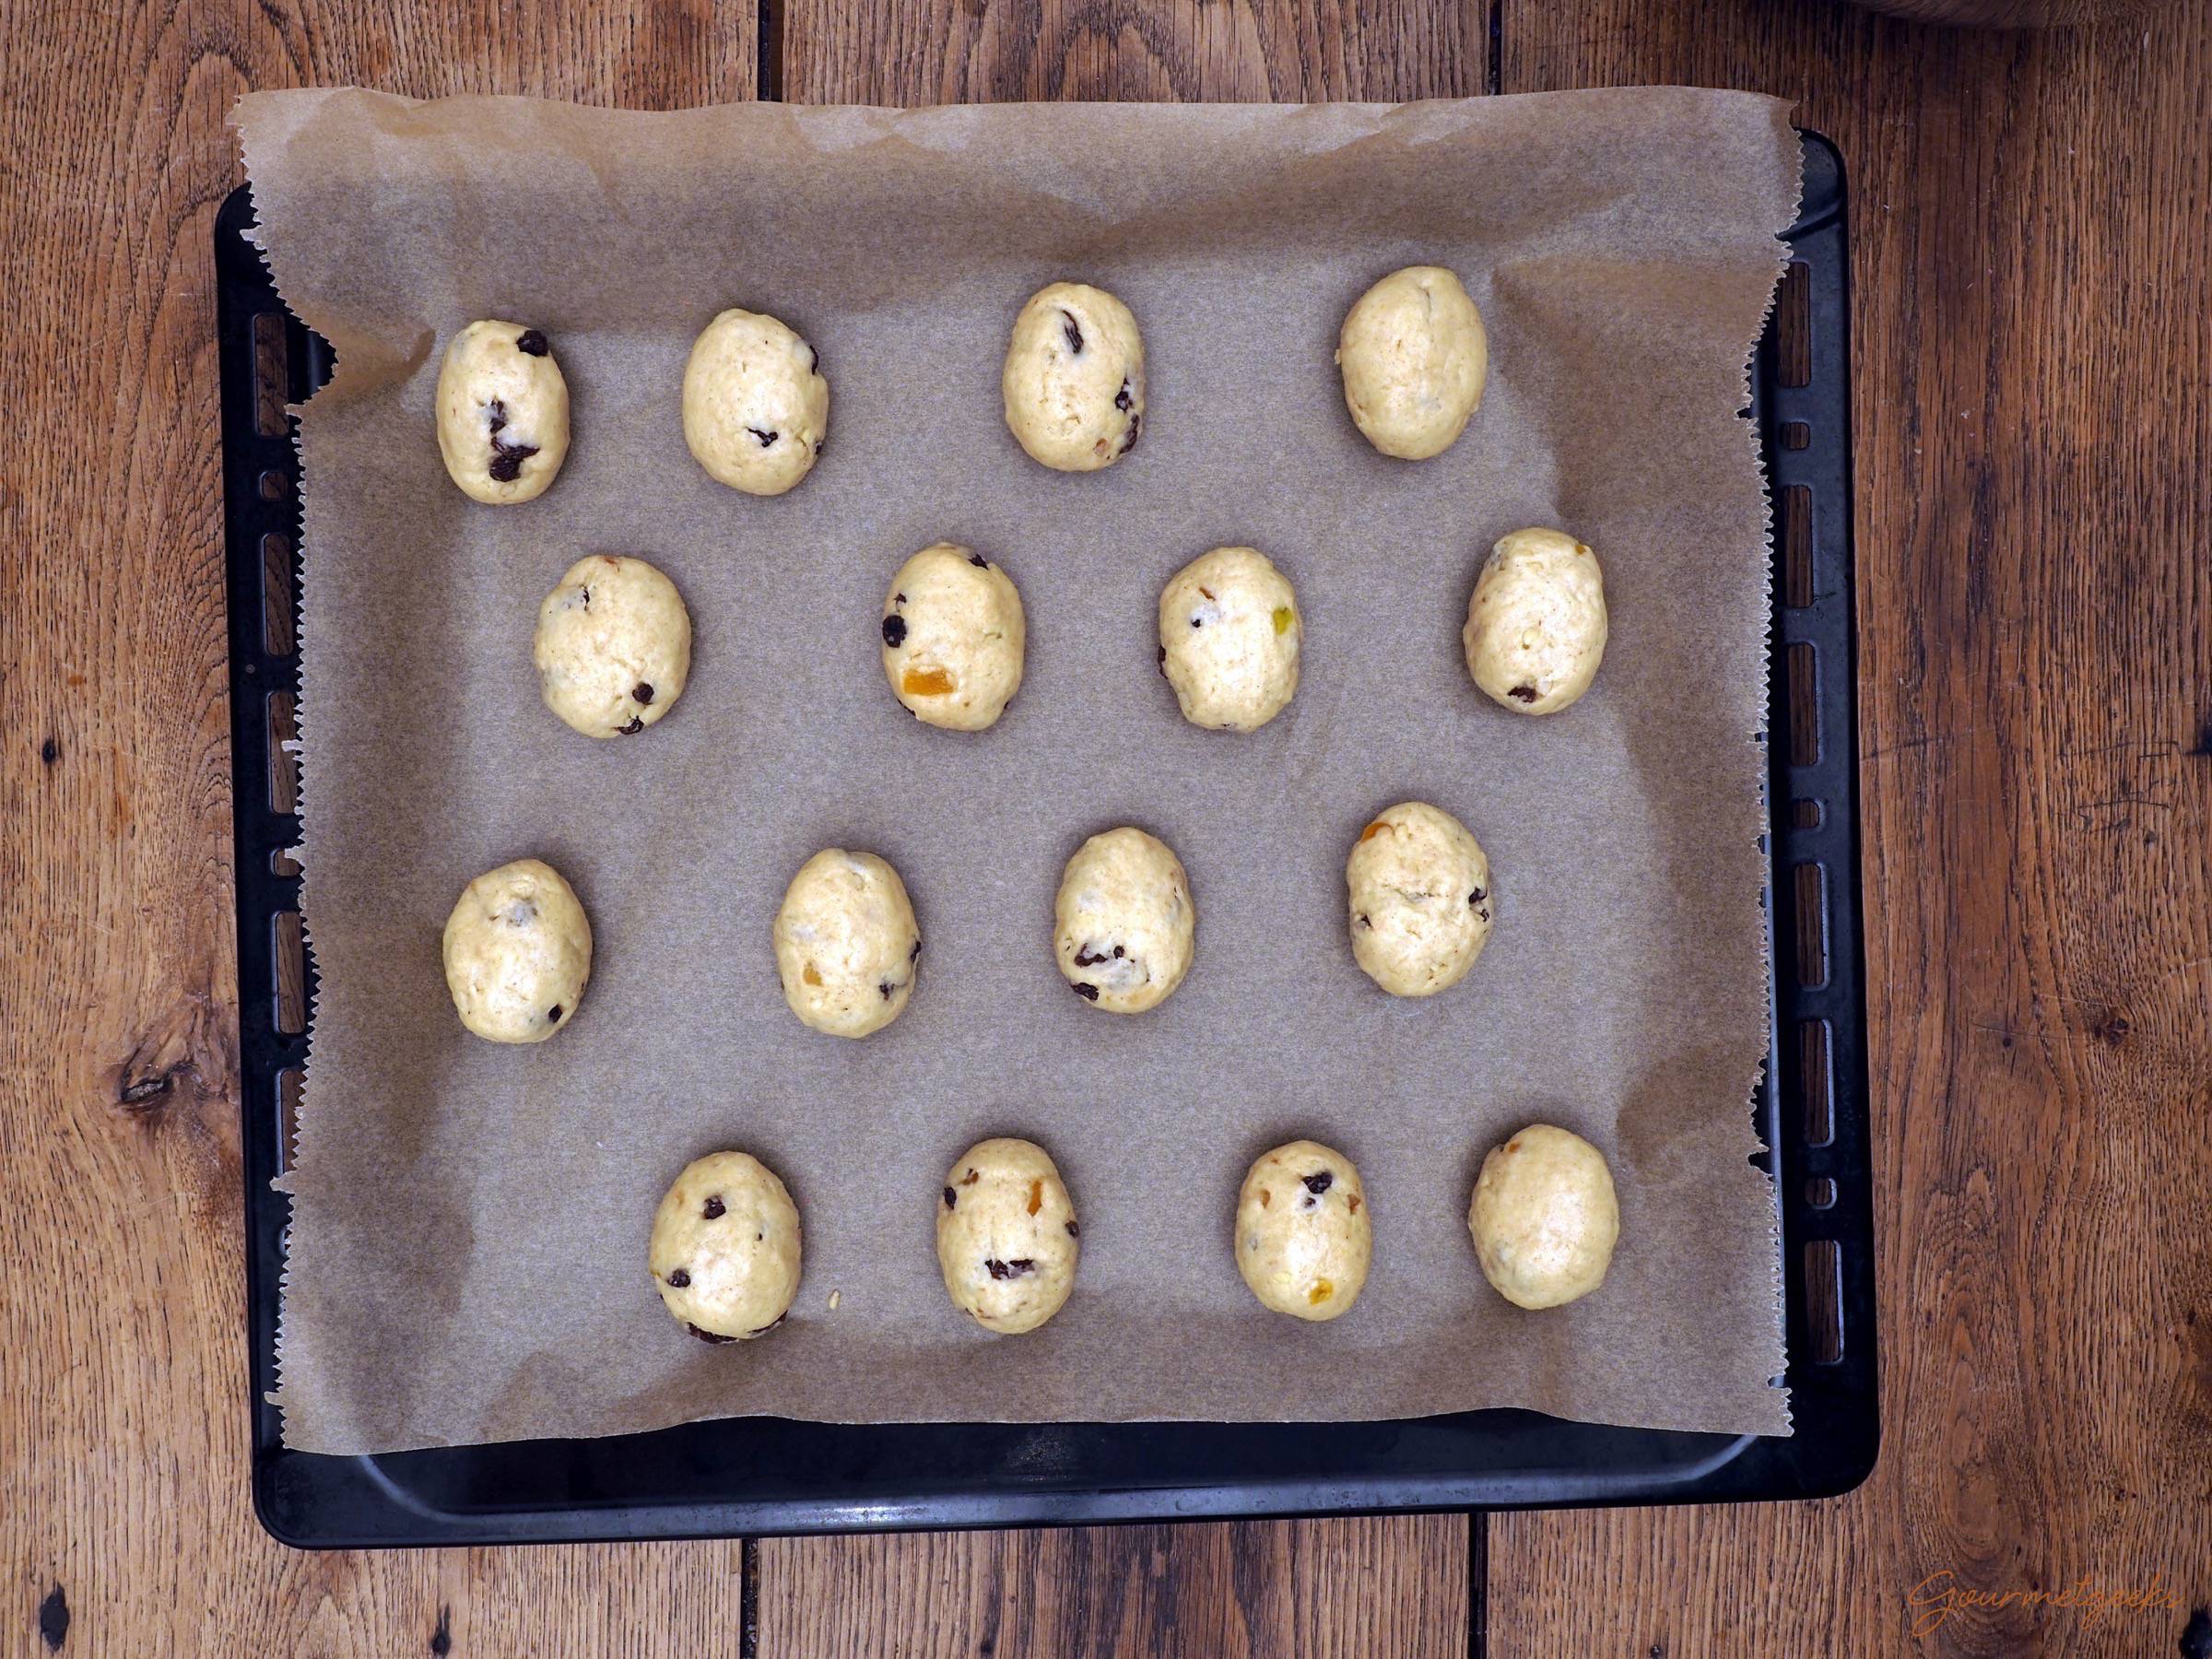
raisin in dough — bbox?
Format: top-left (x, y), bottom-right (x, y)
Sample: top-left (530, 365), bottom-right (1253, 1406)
top-left (682, 308), bottom-right (829, 496)
top-left (1235, 1140), bottom-right (1371, 1321)
top-left (936, 1137), bottom-right (1080, 1335)
top-left (1463, 527), bottom-right (1609, 715)
top-left (1335, 266), bottom-right (1488, 461)
top-left (1053, 827), bottom-right (1194, 1014)
top-left (1469, 1124), bottom-right (1619, 1310)
top-left (1002, 281), bottom-right (1145, 472)
top-left (773, 849), bottom-right (921, 1038)
top-left (1159, 546), bottom-right (1301, 732)
top-left (1346, 802), bottom-right (1493, 997)
top-left (534, 555), bottom-right (692, 738)
top-left (649, 1151), bottom-right (803, 1342)
top-left (435, 320), bottom-right (571, 504)
top-left (881, 544), bottom-right (1027, 732)
top-left (441, 857), bottom-right (592, 1043)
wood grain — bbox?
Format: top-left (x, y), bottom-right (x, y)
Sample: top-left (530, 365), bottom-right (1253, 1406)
top-left (761, 6), bottom-right (1482, 1656)
top-left (0, 4), bottom-right (753, 1653)
top-left (757, 1518), bottom-right (1470, 1658)
top-left (782, 0), bottom-right (1482, 104)
top-left (1489, 2), bottom-right (2212, 1655)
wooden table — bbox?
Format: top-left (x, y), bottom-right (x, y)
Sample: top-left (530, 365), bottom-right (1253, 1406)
top-left (7, 1), bottom-right (2208, 1653)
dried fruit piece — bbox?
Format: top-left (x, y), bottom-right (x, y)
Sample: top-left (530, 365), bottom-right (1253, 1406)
top-left (687, 1323), bottom-right (737, 1345)
top-left (901, 665), bottom-right (955, 697)
top-left (1026, 1178), bottom-right (1044, 1217)
top-left (665, 1268), bottom-right (691, 1288)
top-left (1307, 1280), bottom-right (1334, 1305)
top-left (1303, 1171), bottom-right (1334, 1196)
top-left (747, 426), bottom-right (778, 447)
top-left (702, 1195), bottom-right (725, 1220)
top-left (1273, 606), bottom-right (1294, 635)
top-left (882, 614), bottom-right (907, 648)
top-left (515, 329), bottom-right (549, 356)
top-left (634, 682), bottom-right (655, 705)
top-left (1359, 819), bottom-right (1390, 841)
top-left (1065, 1219), bottom-right (1079, 1237)
top-left (547, 1004), bottom-right (562, 1022)
top-left (1071, 982), bottom-right (1100, 1001)
top-left (944, 1186), bottom-right (958, 1209)
top-left (985, 1258), bottom-right (1038, 1280)
top-left (618, 715), bottom-right (643, 735)
top-left (1509, 685), bottom-right (1539, 703)
top-left (1061, 311), bottom-right (1084, 354)
top-left (1115, 380), bottom-right (1134, 411)
top-left (802, 963), bottom-right (823, 986)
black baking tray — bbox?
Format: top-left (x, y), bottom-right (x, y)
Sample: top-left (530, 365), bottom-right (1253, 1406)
top-left (220, 132), bottom-right (1872, 1547)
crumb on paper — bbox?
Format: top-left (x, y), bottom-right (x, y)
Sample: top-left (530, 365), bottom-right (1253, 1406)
top-left (828, 1288), bottom-right (840, 1311)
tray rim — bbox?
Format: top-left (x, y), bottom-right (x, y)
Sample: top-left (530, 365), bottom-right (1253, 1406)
top-left (219, 129), bottom-right (1874, 1547)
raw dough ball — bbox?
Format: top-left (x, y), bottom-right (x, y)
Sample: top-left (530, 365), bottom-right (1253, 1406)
top-left (1469, 1124), bottom-right (1619, 1310)
top-left (881, 544), bottom-right (1027, 732)
top-left (1235, 1140), bottom-right (1371, 1321)
top-left (773, 849), bottom-right (921, 1038)
top-left (1463, 528), bottom-right (1608, 715)
top-left (435, 320), bottom-right (571, 504)
top-left (441, 857), bottom-right (592, 1043)
top-left (1158, 547), bottom-right (1301, 732)
top-left (683, 308), bottom-right (829, 496)
top-left (534, 555), bottom-right (692, 738)
top-left (1053, 827), bottom-right (1194, 1014)
top-left (1346, 802), bottom-right (1492, 997)
top-left (1002, 281), bottom-right (1145, 472)
top-left (935, 1137), bottom-right (1080, 1335)
top-left (1335, 266), bottom-right (1488, 461)
top-left (649, 1151), bottom-right (803, 1341)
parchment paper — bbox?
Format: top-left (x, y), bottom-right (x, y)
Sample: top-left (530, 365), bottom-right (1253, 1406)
top-left (234, 88), bottom-right (1801, 1454)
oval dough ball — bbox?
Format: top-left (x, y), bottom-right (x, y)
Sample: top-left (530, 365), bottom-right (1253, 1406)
top-left (1468, 1124), bottom-right (1619, 1310)
top-left (1346, 802), bottom-right (1492, 997)
top-left (773, 849), bottom-right (921, 1038)
top-left (534, 555), bottom-right (693, 738)
top-left (1463, 528), bottom-right (1608, 715)
top-left (881, 544), bottom-right (1028, 732)
top-left (1158, 547), bottom-right (1301, 732)
top-left (435, 320), bottom-right (571, 504)
top-left (1053, 827), bottom-right (1194, 1014)
top-left (1335, 266), bottom-right (1488, 461)
top-left (683, 308), bottom-right (830, 496)
top-left (936, 1137), bottom-right (1080, 1335)
top-left (1002, 281), bottom-right (1145, 472)
top-left (441, 857), bottom-right (592, 1042)
top-left (1235, 1140), bottom-right (1371, 1321)
top-left (649, 1151), bottom-right (803, 1341)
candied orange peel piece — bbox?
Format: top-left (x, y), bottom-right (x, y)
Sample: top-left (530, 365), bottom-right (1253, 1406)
top-left (901, 665), bottom-right (955, 697)
top-left (1272, 606), bottom-right (1294, 635)
top-left (802, 963), bottom-right (822, 986)
top-left (1308, 1279), bottom-right (1334, 1305)
top-left (1359, 819), bottom-right (1391, 841)
top-left (1026, 1179), bottom-right (1043, 1217)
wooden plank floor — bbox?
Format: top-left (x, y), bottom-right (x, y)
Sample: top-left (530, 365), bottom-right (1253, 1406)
top-left (6, 0), bottom-right (2209, 1653)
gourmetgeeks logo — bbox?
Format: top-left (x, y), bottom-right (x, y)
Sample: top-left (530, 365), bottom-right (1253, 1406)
top-left (1907, 1571), bottom-right (2186, 1637)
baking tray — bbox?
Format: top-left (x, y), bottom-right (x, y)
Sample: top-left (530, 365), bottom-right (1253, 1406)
top-left (220, 130), bottom-right (1872, 1546)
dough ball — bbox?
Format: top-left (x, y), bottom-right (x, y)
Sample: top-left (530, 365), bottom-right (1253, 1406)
top-left (881, 544), bottom-right (1027, 732)
top-left (435, 320), bottom-right (571, 504)
top-left (1002, 281), bottom-right (1145, 472)
top-left (1053, 827), bottom-right (1194, 1015)
top-left (441, 857), bottom-right (592, 1042)
top-left (1468, 1124), bottom-right (1619, 1309)
top-left (773, 849), bottom-right (921, 1038)
top-left (1335, 266), bottom-right (1488, 461)
top-left (683, 308), bottom-right (829, 496)
top-left (1463, 528), bottom-right (1608, 715)
top-left (1158, 547), bottom-right (1301, 732)
top-left (533, 555), bottom-right (693, 738)
top-left (936, 1137), bottom-right (1080, 1335)
top-left (649, 1151), bottom-right (802, 1341)
top-left (1346, 802), bottom-right (1492, 997)
top-left (1235, 1140), bottom-right (1371, 1321)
